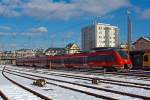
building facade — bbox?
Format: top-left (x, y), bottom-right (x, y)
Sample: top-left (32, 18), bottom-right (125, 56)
top-left (65, 43), bottom-right (80, 54)
top-left (133, 37), bottom-right (150, 51)
top-left (15, 49), bottom-right (36, 58)
top-left (81, 23), bottom-right (119, 50)
top-left (45, 48), bottom-right (66, 56)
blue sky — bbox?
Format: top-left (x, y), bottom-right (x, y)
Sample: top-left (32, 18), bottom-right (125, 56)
top-left (0, 0), bottom-right (150, 51)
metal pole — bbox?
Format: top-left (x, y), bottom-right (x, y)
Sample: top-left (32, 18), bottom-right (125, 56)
top-left (49, 60), bottom-right (51, 71)
top-left (127, 11), bottom-right (132, 54)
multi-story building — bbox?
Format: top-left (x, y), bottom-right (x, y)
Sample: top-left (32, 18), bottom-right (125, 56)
top-left (81, 23), bottom-right (119, 51)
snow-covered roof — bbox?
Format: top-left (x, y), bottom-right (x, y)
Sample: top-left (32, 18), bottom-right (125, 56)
top-left (143, 37), bottom-right (150, 41)
top-left (133, 36), bottom-right (150, 45)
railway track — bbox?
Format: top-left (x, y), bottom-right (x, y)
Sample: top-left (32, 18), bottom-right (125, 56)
top-left (51, 68), bottom-right (150, 81)
top-left (108, 71), bottom-right (150, 78)
top-left (4, 67), bottom-right (150, 100)
top-left (0, 66), bottom-right (51, 100)
top-left (0, 90), bottom-right (8, 100)
top-left (4, 71), bottom-right (122, 100)
top-left (35, 70), bottom-right (150, 90)
top-left (7, 67), bottom-right (150, 90)
top-left (66, 68), bottom-right (150, 77)
top-left (8, 65), bottom-right (150, 77)
top-left (8, 66), bottom-right (150, 82)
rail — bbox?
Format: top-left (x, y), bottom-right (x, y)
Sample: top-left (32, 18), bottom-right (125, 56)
top-left (0, 90), bottom-right (9, 100)
top-left (4, 69), bottom-right (150, 100)
top-left (2, 66), bottom-right (51, 100)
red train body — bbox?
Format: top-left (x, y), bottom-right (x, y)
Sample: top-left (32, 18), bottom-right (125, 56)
top-left (16, 48), bottom-right (132, 71)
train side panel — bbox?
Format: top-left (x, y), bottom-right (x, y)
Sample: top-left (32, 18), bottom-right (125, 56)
top-left (16, 48), bottom-right (132, 71)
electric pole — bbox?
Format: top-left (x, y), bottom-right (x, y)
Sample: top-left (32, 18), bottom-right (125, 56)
top-left (127, 11), bottom-right (132, 54)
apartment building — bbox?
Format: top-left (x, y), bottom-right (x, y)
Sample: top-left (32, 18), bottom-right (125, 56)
top-left (81, 23), bottom-right (119, 50)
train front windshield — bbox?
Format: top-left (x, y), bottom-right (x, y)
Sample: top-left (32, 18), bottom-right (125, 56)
top-left (117, 50), bottom-right (128, 59)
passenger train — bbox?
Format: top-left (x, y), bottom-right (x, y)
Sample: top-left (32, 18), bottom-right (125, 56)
top-left (16, 48), bottom-right (132, 71)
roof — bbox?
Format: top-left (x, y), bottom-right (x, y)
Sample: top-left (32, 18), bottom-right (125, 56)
top-left (97, 23), bottom-right (118, 28)
top-left (66, 43), bottom-right (74, 49)
top-left (15, 48), bottom-right (33, 51)
top-left (92, 47), bottom-right (120, 52)
top-left (143, 37), bottom-right (150, 41)
top-left (133, 36), bottom-right (150, 45)
top-left (65, 43), bottom-right (80, 49)
top-left (45, 48), bottom-right (65, 52)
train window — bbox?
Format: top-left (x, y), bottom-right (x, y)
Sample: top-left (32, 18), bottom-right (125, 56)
top-left (64, 58), bottom-right (69, 64)
top-left (88, 55), bottom-right (115, 62)
top-left (144, 55), bottom-right (148, 62)
top-left (117, 50), bottom-right (128, 59)
top-left (67, 57), bottom-right (83, 64)
top-left (105, 55), bottom-right (115, 62)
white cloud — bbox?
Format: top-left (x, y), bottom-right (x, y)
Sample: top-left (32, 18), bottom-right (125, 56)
top-left (30, 27), bottom-right (48, 33)
top-left (0, 26), bottom-right (12, 30)
top-left (21, 26), bottom-right (48, 36)
top-left (0, 0), bottom-right (131, 20)
top-left (141, 9), bottom-right (150, 19)
top-left (0, 0), bottom-right (22, 17)
top-left (24, 0), bottom-right (131, 20)
top-left (0, 32), bottom-right (16, 36)
top-left (0, 26), bottom-right (48, 36)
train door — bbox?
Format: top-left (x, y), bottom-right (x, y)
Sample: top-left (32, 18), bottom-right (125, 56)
top-left (83, 56), bottom-right (88, 68)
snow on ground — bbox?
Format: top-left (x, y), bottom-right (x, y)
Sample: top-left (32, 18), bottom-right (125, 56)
top-left (4, 71), bottom-right (137, 100)
top-left (4, 72), bottom-right (101, 100)
top-left (6, 65), bottom-right (150, 85)
top-left (3, 65), bottom-right (150, 96)
top-left (8, 65), bottom-right (150, 86)
top-left (37, 68), bottom-right (150, 85)
top-left (6, 67), bottom-right (150, 98)
top-left (0, 70), bottom-right (43, 100)
top-left (1, 65), bottom-right (150, 99)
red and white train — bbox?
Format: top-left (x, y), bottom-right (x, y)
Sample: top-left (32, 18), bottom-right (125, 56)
top-left (16, 48), bottom-right (132, 71)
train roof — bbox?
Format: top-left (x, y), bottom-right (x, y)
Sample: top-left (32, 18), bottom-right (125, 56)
top-left (91, 47), bottom-right (121, 52)
top-left (16, 48), bottom-right (125, 60)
